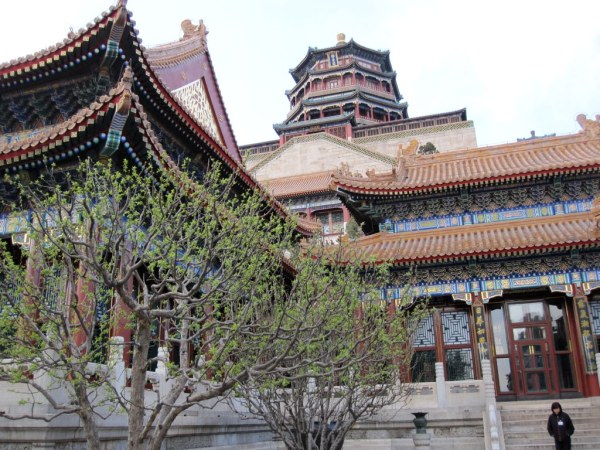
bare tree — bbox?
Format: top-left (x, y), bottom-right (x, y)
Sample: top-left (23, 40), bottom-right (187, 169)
top-left (231, 242), bottom-right (423, 450)
top-left (0, 159), bottom-right (300, 450)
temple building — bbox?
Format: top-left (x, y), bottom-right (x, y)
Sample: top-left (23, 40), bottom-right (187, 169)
top-left (240, 30), bottom-right (600, 449)
top-left (0, 2), bottom-right (312, 448)
top-left (243, 35), bottom-right (476, 241)
top-left (1, 1), bottom-right (600, 449)
top-left (242, 35), bottom-right (600, 405)
top-left (332, 123), bottom-right (600, 400)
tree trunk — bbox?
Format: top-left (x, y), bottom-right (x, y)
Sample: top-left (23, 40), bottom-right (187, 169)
top-left (147, 380), bottom-right (186, 450)
top-left (128, 317), bottom-right (152, 450)
top-left (75, 380), bottom-right (101, 450)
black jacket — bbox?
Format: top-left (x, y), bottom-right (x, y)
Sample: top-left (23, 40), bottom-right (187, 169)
top-left (547, 411), bottom-right (574, 442)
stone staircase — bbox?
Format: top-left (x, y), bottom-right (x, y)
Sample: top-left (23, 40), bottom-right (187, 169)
top-left (499, 397), bottom-right (600, 450)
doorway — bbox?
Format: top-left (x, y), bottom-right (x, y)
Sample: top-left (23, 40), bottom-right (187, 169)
top-left (490, 299), bottom-right (577, 399)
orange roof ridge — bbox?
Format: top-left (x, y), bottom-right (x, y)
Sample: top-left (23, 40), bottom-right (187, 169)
top-left (262, 170), bottom-right (334, 183)
top-left (332, 115), bottom-right (600, 193)
top-left (344, 211), bottom-right (598, 263)
top-left (260, 172), bottom-right (334, 198)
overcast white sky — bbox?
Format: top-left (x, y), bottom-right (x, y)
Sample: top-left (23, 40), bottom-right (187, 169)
top-left (1, 0), bottom-right (599, 148)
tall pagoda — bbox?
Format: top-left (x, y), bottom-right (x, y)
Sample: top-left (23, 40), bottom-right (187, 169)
top-left (275, 33), bottom-right (407, 144)
top-left (243, 35), bottom-right (474, 241)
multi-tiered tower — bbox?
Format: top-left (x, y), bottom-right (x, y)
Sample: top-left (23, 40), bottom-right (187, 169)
top-left (274, 33), bottom-right (408, 144)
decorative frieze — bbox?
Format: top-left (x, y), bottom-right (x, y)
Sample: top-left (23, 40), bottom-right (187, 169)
top-left (379, 198), bottom-right (593, 233)
top-left (373, 178), bottom-right (598, 225)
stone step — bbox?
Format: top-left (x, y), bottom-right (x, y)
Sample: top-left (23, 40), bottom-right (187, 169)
top-left (505, 442), bottom-right (600, 450)
top-left (499, 398), bottom-right (600, 450)
top-left (500, 408), bottom-right (600, 416)
top-left (505, 429), bottom-right (599, 444)
top-left (498, 398), bottom-right (599, 411)
top-left (502, 417), bottom-right (599, 428)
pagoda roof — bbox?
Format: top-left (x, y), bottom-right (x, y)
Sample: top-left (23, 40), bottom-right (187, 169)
top-left (0, 3), bottom-right (314, 237)
top-left (290, 38), bottom-right (392, 83)
top-left (298, 90), bottom-right (405, 110)
top-left (286, 61), bottom-right (400, 99)
top-left (0, 82), bottom-right (119, 165)
top-left (288, 39), bottom-right (401, 102)
top-left (0, 2), bottom-right (242, 164)
top-left (333, 118), bottom-right (600, 196)
top-left (345, 211), bottom-right (599, 265)
top-left (274, 112), bottom-right (355, 133)
top-left (0, 69), bottom-right (314, 237)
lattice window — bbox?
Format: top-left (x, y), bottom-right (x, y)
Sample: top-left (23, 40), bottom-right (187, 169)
top-left (446, 348), bottom-right (474, 381)
top-left (413, 313), bottom-right (435, 347)
top-left (441, 310), bottom-right (474, 380)
top-left (315, 209), bottom-right (344, 236)
top-left (442, 311), bottom-right (471, 344)
top-left (411, 350), bottom-right (436, 382)
top-left (43, 267), bottom-right (64, 311)
top-left (591, 301), bottom-right (600, 335)
top-left (411, 313), bottom-right (436, 382)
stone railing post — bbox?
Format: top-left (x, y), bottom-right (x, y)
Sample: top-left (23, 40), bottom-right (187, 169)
top-left (481, 359), bottom-right (502, 450)
top-left (435, 362), bottom-right (446, 408)
top-left (108, 336), bottom-right (126, 394)
top-left (596, 353), bottom-right (600, 387)
top-left (155, 346), bottom-right (170, 400)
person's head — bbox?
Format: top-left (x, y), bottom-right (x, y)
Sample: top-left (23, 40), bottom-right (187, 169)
top-left (551, 402), bottom-right (562, 414)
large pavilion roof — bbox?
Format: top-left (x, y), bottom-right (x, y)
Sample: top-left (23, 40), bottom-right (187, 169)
top-left (333, 119), bottom-right (600, 196)
top-left (0, 1), bottom-right (315, 236)
top-left (346, 211), bottom-right (599, 265)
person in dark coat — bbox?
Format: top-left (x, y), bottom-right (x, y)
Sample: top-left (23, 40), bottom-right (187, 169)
top-left (547, 401), bottom-right (575, 450)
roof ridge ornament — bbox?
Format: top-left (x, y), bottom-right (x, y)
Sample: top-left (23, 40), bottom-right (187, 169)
top-left (576, 113), bottom-right (600, 139)
top-left (181, 19), bottom-right (208, 45)
top-left (395, 139), bottom-right (419, 181)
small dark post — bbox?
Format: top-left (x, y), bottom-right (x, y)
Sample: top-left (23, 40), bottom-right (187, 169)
top-left (412, 412), bottom-right (428, 434)
top-left (411, 412), bottom-right (431, 449)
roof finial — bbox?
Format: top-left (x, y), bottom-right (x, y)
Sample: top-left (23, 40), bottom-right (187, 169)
top-left (336, 33), bottom-right (346, 46)
top-left (577, 113), bottom-right (600, 138)
top-left (181, 19), bottom-right (208, 43)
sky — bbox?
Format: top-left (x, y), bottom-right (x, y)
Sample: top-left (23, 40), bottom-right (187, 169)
top-left (1, 0), bottom-right (599, 148)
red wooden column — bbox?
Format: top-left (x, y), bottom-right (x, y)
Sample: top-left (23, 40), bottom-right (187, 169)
top-left (71, 265), bottom-right (96, 351)
top-left (573, 284), bottom-right (600, 396)
top-left (111, 250), bottom-right (135, 366)
top-left (342, 206), bottom-right (351, 222)
top-left (17, 238), bottom-right (43, 343)
top-left (471, 293), bottom-right (489, 376)
top-left (453, 291), bottom-right (490, 380)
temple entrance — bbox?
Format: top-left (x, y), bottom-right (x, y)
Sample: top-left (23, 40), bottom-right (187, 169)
top-left (489, 298), bottom-right (577, 400)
